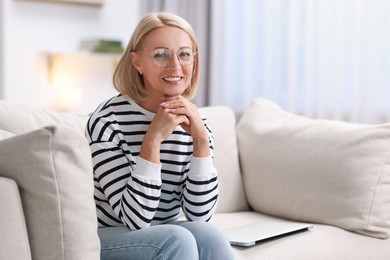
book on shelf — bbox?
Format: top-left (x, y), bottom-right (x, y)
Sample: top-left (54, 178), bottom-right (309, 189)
top-left (79, 38), bottom-right (124, 54)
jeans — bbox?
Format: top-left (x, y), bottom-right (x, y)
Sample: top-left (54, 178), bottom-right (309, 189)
top-left (98, 221), bottom-right (235, 260)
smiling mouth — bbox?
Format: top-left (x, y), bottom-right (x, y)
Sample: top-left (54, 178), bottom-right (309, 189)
top-left (163, 76), bottom-right (183, 82)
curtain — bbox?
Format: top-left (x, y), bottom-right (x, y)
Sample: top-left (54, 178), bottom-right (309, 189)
top-left (141, 0), bottom-right (390, 123)
top-left (210, 0), bottom-right (390, 123)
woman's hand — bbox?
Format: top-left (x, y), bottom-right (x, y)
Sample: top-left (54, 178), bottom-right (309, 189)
top-left (140, 103), bottom-right (190, 163)
top-left (159, 95), bottom-right (210, 157)
top-left (149, 104), bottom-right (190, 142)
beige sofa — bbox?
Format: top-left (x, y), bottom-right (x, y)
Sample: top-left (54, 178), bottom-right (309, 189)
top-left (1, 97), bottom-right (390, 260)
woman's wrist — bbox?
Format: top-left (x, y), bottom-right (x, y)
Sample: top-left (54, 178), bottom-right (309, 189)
top-left (139, 134), bottom-right (162, 164)
top-left (192, 135), bottom-right (211, 158)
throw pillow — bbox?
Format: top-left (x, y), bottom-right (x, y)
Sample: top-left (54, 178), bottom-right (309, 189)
top-left (0, 126), bottom-right (100, 259)
top-left (0, 177), bottom-right (32, 260)
top-left (0, 100), bottom-right (87, 135)
top-left (236, 97), bottom-right (390, 239)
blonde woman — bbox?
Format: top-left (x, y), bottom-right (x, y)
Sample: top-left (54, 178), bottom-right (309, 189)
top-left (86, 12), bottom-right (234, 260)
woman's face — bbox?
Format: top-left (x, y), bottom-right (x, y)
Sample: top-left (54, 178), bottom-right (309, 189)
top-left (133, 26), bottom-right (194, 100)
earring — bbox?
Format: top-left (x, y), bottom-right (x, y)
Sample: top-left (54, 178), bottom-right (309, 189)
top-left (139, 71), bottom-right (143, 75)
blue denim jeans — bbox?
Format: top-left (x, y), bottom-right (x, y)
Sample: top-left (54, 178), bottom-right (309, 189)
top-left (98, 221), bottom-right (235, 260)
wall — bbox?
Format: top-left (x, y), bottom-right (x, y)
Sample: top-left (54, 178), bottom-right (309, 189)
top-left (1, 0), bottom-right (140, 114)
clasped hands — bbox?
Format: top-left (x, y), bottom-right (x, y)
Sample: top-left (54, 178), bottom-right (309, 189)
top-left (152, 95), bottom-right (206, 141)
top-left (141, 95), bottom-right (210, 161)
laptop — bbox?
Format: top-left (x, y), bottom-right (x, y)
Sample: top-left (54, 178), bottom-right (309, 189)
top-left (224, 219), bottom-right (313, 247)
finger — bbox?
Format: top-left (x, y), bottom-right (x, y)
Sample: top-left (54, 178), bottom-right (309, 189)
top-left (160, 100), bottom-right (186, 109)
top-left (159, 101), bottom-right (170, 108)
top-left (167, 107), bottom-right (184, 114)
top-left (177, 115), bottom-right (190, 126)
top-left (160, 95), bottom-right (188, 106)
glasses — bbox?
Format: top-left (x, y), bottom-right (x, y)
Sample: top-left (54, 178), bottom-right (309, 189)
top-left (139, 48), bottom-right (196, 67)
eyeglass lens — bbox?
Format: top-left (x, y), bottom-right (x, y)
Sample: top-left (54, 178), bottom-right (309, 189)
top-left (151, 48), bottom-right (195, 66)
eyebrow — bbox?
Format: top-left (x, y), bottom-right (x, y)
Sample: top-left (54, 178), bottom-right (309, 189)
top-left (153, 46), bottom-right (193, 50)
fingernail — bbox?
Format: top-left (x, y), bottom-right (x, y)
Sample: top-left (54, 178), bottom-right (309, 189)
top-left (160, 102), bottom-right (169, 107)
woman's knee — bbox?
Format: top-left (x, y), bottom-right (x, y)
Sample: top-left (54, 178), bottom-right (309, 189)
top-left (154, 225), bottom-right (199, 260)
top-left (180, 221), bottom-right (226, 242)
top-left (177, 221), bottom-right (235, 260)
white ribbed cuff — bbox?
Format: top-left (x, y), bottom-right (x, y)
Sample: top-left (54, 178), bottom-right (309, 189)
top-left (133, 156), bottom-right (162, 182)
top-left (188, 155), bottom-right (216, 177)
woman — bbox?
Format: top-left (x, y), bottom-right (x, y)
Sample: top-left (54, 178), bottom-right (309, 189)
top-left (85, 12), bottom-right (234, 260)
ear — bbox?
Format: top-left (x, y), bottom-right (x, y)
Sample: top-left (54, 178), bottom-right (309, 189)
top-left (130, 52), bottom-right (143, 74)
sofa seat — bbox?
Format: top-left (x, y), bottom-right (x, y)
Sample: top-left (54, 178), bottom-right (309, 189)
top-left (211, 211), bottom-right (390, 260)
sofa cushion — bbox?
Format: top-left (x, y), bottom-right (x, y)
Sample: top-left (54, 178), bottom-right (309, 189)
top-left (236, 97), bottom-right (390, 239)
top-left (0, 100), bottom-right (87, 135)
top-left (0, 126), bottom-right (100, 259)
top-left (0, 177), bottom-right (32, 260)
top-left (199, 106), bottom-right (248, 212)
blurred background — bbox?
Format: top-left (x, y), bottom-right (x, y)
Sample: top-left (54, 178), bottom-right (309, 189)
top-left (0, 0), bottom-right (389, 123)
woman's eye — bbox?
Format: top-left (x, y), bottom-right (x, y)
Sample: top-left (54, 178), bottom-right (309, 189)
top-left (179, 51), bottom-right (192, 60)
top-left (178, 48), bottom-right (193, 59)
top-left (179, 51), bottom-right (190, 57)
top-left (153, 49), bottom-right (169, 59)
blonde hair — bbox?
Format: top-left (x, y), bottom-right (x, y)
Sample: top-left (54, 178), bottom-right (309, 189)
top-left (113, 12), bottom-right (200, 102)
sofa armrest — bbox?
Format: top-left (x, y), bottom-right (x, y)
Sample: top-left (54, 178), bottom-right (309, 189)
top-left (0, 177), bottom-right (31, 260)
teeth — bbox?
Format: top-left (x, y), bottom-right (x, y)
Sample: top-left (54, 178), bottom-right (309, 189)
top-left (164, 77), bottom-right (181, 81)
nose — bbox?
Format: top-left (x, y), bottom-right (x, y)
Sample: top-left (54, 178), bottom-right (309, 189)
top-left (166, 53), bottom-right (182, 70)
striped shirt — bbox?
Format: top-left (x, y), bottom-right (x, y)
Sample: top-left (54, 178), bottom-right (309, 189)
top-left (85, 94), bottom-right (219, 230)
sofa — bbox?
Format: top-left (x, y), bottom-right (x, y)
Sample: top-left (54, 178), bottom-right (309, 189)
top-left (0, 97), bottom-right (389, 260)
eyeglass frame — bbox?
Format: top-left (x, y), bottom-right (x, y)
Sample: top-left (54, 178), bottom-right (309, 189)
top-left (137, 47), bottom-right (197, 67)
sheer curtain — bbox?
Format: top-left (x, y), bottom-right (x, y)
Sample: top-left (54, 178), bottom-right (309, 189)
top-left (210, 0), bottom-right (390, 123)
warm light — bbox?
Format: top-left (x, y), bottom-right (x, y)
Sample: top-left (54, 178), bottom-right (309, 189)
top-left (46, 52), bottom-right (120, 113)
top-left (49, 54), bottom-right (84, 112)
top-left (51, 84), bottom-right (83, 112)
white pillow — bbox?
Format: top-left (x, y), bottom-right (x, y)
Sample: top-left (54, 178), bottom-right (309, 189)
top-left (0, 177), bottom-right (32, 260)
top-left (0, 126), bottom-right (100, 259)
top-left (236, 97), bottom-right (390, 239)
top-left (0, 100), bottom-right (87, 135)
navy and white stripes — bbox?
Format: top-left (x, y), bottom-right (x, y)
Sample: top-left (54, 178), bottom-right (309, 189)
top-left (85, 94), bottom-right (218, 230)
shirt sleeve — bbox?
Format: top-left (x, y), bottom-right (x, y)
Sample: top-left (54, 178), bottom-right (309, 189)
top-left (181, 120), bottom-right (219, 221)
top-left (86, 118), bottom-right (162, 230)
